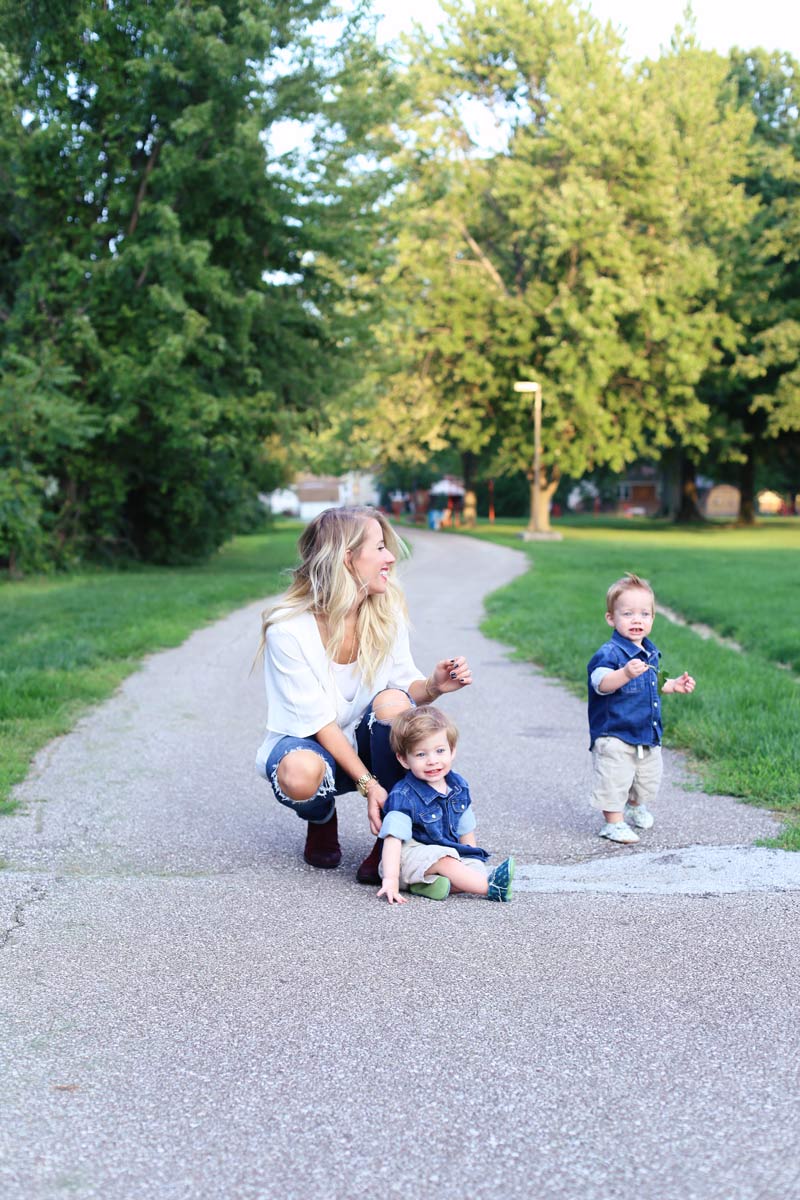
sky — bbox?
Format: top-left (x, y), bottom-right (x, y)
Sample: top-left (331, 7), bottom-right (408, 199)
top-left (372, 0), bottom-right (800, 62)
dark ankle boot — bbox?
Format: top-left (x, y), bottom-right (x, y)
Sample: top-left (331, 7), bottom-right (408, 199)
top-left (356, 837), bottom-right (382, 885)
top-left (304, 810), bottom-right (341, 869)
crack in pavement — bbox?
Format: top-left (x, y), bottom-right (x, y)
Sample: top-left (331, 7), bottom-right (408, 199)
top-left (0, 880), bottom-right (49, 950)
top-left (514, 845), bottom-right (800, 896)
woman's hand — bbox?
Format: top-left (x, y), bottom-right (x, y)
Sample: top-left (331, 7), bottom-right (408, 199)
top-left (365, 779), bottom-right (388, 835)
top-left (428, 655), bottom-right (473, 696)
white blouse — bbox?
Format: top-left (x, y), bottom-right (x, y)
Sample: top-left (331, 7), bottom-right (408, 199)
top-left (255, 609), bottom-right (422, 776)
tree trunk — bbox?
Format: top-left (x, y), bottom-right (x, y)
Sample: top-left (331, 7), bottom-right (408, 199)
top-left (526, 467), bottom-right (559, 533)
top-left (738, 445), bottom-right (757, 525)
top-left (461, 450), bottom-right (476, 493)
top-left (658, 448), bottom-right (681, 518)
top-left (675, 456), bottom-right (704, 523)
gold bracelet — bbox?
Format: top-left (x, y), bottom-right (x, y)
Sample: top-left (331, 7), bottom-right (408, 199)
top-left (356, 772), bottom-right (377, 797)
top-left (425, 674), bottom-right (439, 700)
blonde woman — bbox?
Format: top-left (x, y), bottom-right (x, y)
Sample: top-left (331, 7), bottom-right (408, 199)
top-left (256, 506), bottom-right (473, 883)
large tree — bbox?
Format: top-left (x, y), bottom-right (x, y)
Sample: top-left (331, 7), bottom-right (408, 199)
top-left (0, 0), bottom-right (393, 567)
top-left (349, 0), bottom-right (753, 529)
top-left (700, 48), bottom-right (800, 523)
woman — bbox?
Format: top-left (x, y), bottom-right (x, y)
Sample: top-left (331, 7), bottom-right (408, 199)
top-left (255, 506), bottom-right (472, 884)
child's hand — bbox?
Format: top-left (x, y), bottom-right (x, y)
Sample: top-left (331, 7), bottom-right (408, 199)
top-left (624, 659), bottom-right (650, 680)
top-left (376, 878), bottom-right (407, 905)
top-left (664, 672), bottom-right (696, 694)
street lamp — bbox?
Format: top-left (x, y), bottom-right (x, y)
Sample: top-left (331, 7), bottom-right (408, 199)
top-left (514, 380), bottom-right (542, 535)
top-left (513, 379), bottom-right (562, 541)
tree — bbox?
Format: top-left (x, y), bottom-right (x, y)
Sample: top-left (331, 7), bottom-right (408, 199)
top-left (702, 48), bottom-right (800, 523)
top-left (0, 0), bottom-right (394, 567)
top-left (348, 0), bottom-right (750, 529)
top-left (640, 27), bottom-right (757, 520)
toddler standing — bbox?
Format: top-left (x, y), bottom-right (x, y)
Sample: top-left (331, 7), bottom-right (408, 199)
top-left (588, 573), bottom-right (695, 844)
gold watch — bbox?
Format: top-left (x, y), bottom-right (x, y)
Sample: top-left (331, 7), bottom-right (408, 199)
top-left (356, 772), bottom-right (377, 796)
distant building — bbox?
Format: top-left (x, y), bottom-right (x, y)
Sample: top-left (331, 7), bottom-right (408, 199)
top-left (701, 484), bottom-right (740, 518)
top-left (616, 466), bottom-right (661, 516)
top-left (757, 490), bottom-right (784, 515)
top-left (266, 487), bottom-right (301, 517)
top-left (293, 474), bottom-right (341, 519)
top-left (264, 472), bottom-right (381, 521)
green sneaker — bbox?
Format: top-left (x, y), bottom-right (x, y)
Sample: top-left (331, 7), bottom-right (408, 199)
top-left (487, 856), bottom-right (515, 902)
top-left (410, 876), bottom-right (451, 900)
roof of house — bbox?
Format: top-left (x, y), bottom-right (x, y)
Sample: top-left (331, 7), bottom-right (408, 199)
top-left (295, 478), bottom-right (340, 502)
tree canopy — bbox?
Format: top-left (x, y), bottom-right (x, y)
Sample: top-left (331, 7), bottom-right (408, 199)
top-left (703, 47), bottom-right (800, 520)
top-left (342, 1), bottom-right (794, 527)
top-left (2, 0), bottom-right (798, 570)
top-left (0, 0), bottom-right (395, 568)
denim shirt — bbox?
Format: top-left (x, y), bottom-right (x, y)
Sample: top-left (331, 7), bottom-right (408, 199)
top-left (379, 770), bottom-right (489, 861)
top-left (587, 631), bottom-right (662, 749)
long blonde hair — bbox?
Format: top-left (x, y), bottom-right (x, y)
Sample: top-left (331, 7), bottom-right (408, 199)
top-left (259, 506), bottom-right (409, 688)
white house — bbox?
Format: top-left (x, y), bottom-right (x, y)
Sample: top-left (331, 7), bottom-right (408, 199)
top-left (265, 472), bottom-right (381, 521)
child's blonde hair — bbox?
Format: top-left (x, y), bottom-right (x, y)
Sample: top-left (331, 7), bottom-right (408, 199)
top-left (606, 572), bottom-right (655, 614)
top-left (390, 705), bottom-right (458, 759)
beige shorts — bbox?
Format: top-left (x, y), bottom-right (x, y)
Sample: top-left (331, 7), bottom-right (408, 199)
top-left (379, 838), bottom-right (488, 888)
top-left (590, 737), bottom-right (663, 813)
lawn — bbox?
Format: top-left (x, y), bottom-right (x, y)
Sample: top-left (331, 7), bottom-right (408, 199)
top-left (0, 523), bottom-right (302, 814)
top-left (463, 516), bottom-right (800, 850)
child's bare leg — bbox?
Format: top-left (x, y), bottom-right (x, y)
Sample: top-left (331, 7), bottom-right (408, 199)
top-left (449, 860), bottom-right (488, 895)
top-left (428, 856), bottom-right (488, 896)
top-left (603, 809), bottom-right (625, 824)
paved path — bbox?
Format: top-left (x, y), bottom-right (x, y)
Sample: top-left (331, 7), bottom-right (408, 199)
top-left (1, 529), bottom-right (797, 1200)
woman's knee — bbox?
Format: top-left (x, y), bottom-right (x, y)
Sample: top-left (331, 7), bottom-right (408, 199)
top-left (372, 688), bottom-right (413, 722)
top-left (276, 749), bottom-right (327, 802)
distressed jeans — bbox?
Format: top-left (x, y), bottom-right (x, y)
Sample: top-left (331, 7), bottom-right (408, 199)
top-left (264, 692), bottom-right (411, 824)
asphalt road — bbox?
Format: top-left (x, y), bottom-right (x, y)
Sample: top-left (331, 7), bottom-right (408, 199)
top-left (1, 528), bottom-right (798, 1200)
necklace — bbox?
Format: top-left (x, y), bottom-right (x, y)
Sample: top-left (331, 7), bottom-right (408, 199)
top-left (320, 615), bottom-right (358, 665)
top-left (341, 620), bottom-right (357, 665)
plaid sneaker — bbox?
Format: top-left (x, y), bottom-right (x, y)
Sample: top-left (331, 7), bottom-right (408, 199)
top-left (487, 856), bottom-right (515, 902)
top-left (599, 821), bottom-right (639, 844)
top-left (624, 803), bottom-right (654, 830)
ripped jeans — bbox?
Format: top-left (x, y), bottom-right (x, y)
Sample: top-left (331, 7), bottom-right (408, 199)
top-left (264, 694), bottom-right (410, 824)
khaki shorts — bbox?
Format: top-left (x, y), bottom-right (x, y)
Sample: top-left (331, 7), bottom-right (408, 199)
top-left (590, 737), bottom-right (663, 813)
top-left (379, 838), bottom-right (488, 888)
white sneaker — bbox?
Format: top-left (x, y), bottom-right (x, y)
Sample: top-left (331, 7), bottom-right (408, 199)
top-left (625, 803), bottom-right (654, 830)
top-left (599, 821), bottom-right (640, 844)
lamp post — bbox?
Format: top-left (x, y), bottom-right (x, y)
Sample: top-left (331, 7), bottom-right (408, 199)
top-left (514, 380), bottom-right (542, 534)
top-left (513, 379), bottom-right (562, 541)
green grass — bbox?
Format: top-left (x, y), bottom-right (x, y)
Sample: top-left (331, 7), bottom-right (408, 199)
top-left (0, 523), bottom-right (302, 814)
top-left (462, 516), bottom-right (800, 850)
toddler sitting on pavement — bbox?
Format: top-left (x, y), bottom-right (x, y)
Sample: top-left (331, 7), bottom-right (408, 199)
top-left (376, 706), bottom-right (514, 904)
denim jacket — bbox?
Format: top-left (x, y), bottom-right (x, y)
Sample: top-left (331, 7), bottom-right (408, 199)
top-left (379, 770), bottom-right (489, 861)
top-left (587, 631), bottom-right (662, 749)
